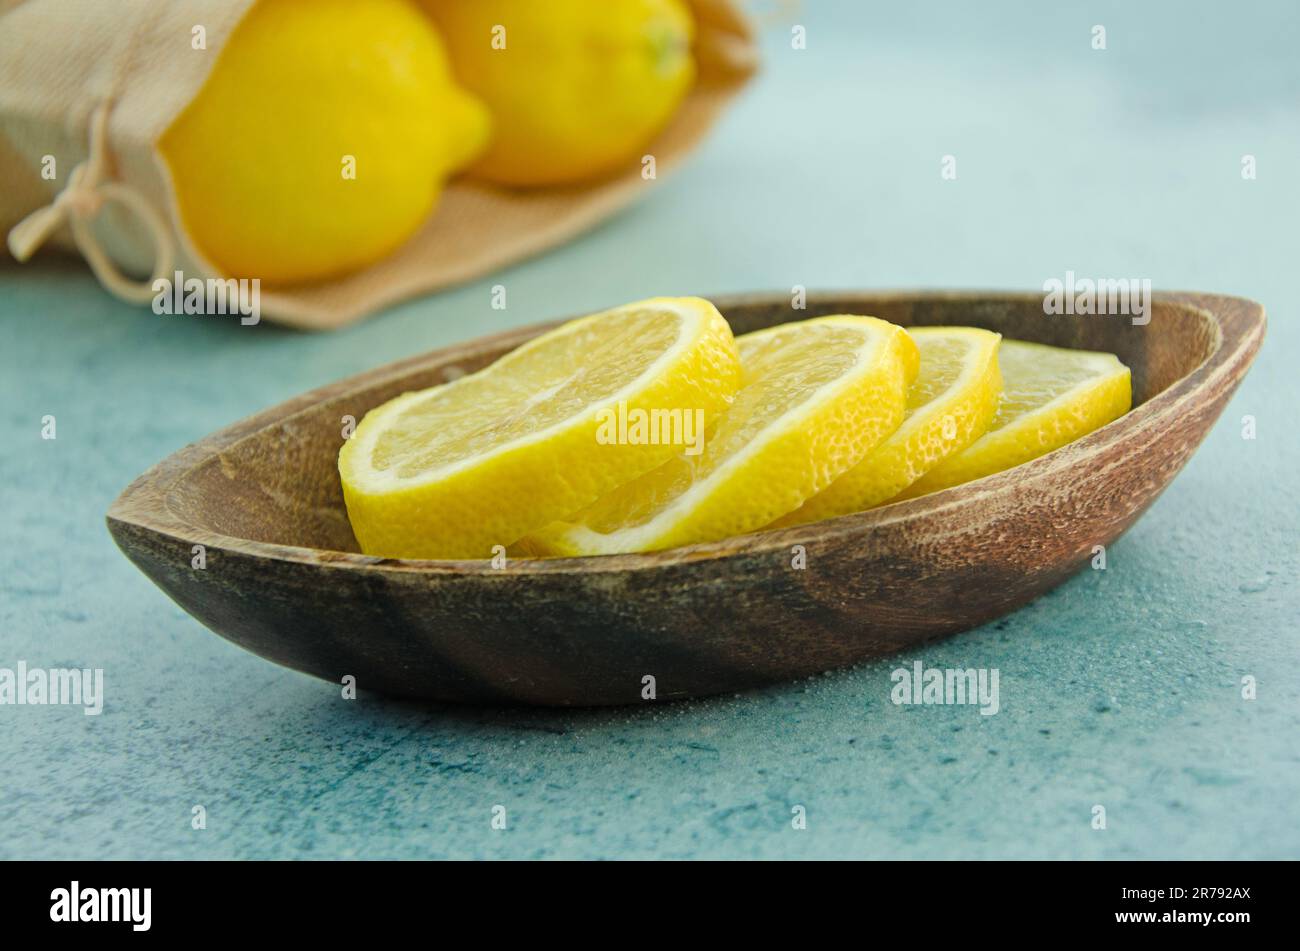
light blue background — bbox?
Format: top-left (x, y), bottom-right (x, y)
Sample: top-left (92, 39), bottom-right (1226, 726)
top-left (2, 0), bottom-right (1297, 859)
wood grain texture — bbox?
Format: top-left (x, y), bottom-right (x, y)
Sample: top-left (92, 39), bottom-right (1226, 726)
top-left (107, 291), bottom-right (1265, 705)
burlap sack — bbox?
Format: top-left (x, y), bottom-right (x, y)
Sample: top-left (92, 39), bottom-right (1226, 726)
top-left (0, 0), bottom-right (756, 329)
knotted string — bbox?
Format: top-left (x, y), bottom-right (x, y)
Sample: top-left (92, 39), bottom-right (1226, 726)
top-left (7, 101), bottom-right (175, 304)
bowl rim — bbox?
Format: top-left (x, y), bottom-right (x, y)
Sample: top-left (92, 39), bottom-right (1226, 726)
top-left (107, 289), bottom-right (1266, 576)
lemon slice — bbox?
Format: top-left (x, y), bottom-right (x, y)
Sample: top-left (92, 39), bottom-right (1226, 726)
top-left (527, 315), bottom-right (919, 556)
top-left (339, 297), bottom-right (741, 559)
top-left (773, 326), bottom-right (1003, 526)
top-left (894, 338), bottom-right (1132, 500)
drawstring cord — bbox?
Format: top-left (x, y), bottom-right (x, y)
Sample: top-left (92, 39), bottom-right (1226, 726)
top-left (7, 101), bottom-right (175, 304)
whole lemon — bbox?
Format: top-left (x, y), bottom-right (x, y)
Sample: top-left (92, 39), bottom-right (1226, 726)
top-left (160, 0), bottom-right (489, 284)
top-left (422, 0), bottom-right (695, 187)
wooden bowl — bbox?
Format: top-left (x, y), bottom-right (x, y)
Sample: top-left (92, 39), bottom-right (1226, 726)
top-left (107, 291), bottom-right (1265, 705)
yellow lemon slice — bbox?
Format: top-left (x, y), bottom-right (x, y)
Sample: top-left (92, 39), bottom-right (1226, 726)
top-left (527, 315), bottom-right (919, 556)
top-left (773, 326), bottom-right (1003, 526)
top-left (894, 338), bottom-right (1132, 500)
top-left (339, 297), bottom-right (740, 559)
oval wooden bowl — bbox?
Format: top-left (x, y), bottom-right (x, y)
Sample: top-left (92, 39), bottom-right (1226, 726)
top-left (107, 291), bottom-right (1265, 705)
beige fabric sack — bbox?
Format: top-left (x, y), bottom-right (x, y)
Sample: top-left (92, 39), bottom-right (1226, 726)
top-left (0, 0), bottom-right (756, 329)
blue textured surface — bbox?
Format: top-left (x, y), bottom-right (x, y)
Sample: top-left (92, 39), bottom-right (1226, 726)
top-left (2, 1), bottom-right (1297, 859)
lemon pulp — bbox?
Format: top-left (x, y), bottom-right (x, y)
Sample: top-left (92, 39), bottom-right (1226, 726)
top-left (776, 326), bottom-right (1003, 525)
top-left (527, 315), bottom-right (919, 555)
top-left (896, 338), bottom-right (1132, 499)
top-left (339, 297), bottom-right (741, 558)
